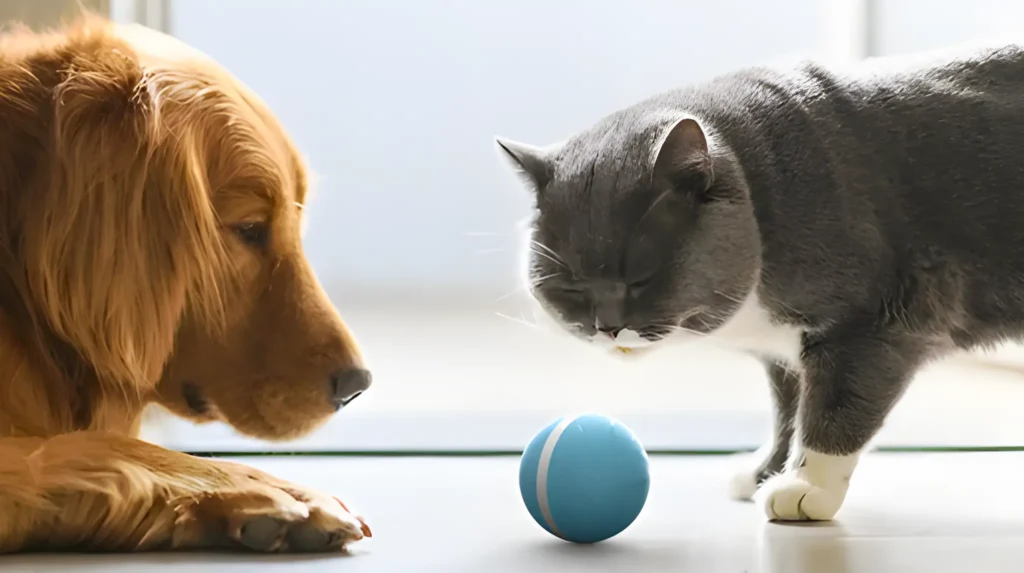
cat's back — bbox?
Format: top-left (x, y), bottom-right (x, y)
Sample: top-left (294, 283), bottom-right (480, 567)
top-left (695, 40), bottom-right (1024, 129)
top-left (695, 41), bottom-right (1024, 228)
top-left (823, 39), bottom-right (1024, 88)
top-left (699, 42), bottom-right (1024, 336)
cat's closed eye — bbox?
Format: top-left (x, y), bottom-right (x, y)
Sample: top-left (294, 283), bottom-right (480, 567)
top-left (627, 276), bottom-right (655, 297)
top-left (550, 284), bottom-right (585, 295)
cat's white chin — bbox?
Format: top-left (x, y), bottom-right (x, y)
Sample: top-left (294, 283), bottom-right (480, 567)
top-left (589, 328), bottom-right (659, 358)
top-left (603, 328), bottom-right (654, 348)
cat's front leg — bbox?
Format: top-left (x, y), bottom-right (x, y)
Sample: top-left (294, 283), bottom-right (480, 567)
top-left (729, 360), bottom-right (799, 500)
top-left (754, 328), bottom-right (926, 521)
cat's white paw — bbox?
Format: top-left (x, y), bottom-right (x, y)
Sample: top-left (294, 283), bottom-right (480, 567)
top-left (754, 470), bottom-right (846, 521)
top-left (726, 444), bottom-right (775, 501)
top-left (728, 467), bottom-right (760, 501)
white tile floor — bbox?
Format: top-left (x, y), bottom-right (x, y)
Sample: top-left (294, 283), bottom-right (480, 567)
top-left (5, 453), bottom-right (1024, 572)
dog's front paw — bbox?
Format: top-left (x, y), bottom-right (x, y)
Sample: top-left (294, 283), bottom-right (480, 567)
top-left (754, 470), bottom-right (846, 521)
top-left (169, 462), bottom-right (370, 552)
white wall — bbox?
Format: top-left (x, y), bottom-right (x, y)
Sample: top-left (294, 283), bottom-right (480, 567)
top-left (874, 0), bottom-right (1024, 56)
top-left (170, 0), bottom-right (825, 303)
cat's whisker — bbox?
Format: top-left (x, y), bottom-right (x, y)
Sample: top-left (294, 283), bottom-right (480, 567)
top-left (494, 311), bottom-right (540, 330)
top-left (494, 286), bottom-right (526, 302)
top-left (649, 323), bottom-right (707, 338)
top-left (529, 240), bottom-right (568, 270)
top-left (713, 289), bottom-right (745, 305)
top-left (639, 306), bottom-right (721, 339)
top-left (679, 305), bottom-right (711, 323)
top-left (529, 272), bottom-right (560, 286)
top-left (495, 273), bottom-right (559, 302)
top-left (530, 239), bottom-right (564, 261)
top-left (530, 247), bottom-right (568, 270)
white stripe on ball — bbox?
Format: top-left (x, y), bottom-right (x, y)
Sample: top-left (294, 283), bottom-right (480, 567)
top-left (535, 414), bottom-right (580, 539)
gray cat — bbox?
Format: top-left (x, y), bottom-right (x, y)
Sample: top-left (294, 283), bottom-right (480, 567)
top-left (496, 42), bottom-right (1024, 521)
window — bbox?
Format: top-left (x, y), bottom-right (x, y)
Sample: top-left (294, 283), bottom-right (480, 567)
top-left (130, 0), bottom-right (1024, 454)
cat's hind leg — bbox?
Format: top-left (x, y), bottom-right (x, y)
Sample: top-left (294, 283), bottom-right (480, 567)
top-left (729, 360), bottom-right (799, 500)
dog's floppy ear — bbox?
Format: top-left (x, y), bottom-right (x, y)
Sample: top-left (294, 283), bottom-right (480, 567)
top-left (23, 31), bottom-right (229, 388)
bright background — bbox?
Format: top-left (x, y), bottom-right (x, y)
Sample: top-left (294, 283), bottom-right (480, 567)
top-left (88, 0), bottom-right (1024, 451)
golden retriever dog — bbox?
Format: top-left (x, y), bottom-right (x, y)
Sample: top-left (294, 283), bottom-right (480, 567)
top-left (0, 15), bottom-right (373, 553)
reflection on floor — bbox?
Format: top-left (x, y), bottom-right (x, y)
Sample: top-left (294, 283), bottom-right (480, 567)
top-left (4, 453), bottom-right (1024, 572)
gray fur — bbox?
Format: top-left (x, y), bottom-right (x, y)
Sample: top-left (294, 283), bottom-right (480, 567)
top-left (756, 362), bottom-right (800, 482)
top-left (497, 43), bottom-right (1024, 470)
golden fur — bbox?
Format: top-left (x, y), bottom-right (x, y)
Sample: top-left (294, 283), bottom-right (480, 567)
top-left (0, 15), bottom-right (371, 552)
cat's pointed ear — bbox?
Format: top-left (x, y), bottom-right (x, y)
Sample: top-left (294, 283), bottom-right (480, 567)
top-left (653, 117), bottom-right (714, 194)
top-left (495, 137), bottom-right (555, 192)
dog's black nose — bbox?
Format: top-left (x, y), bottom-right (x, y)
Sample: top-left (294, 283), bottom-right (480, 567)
top-left (329, 368), bottom-right (372, 410)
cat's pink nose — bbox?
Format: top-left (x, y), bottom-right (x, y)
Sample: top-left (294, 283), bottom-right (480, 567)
top-left (598, 326), bottom-right (622, 338)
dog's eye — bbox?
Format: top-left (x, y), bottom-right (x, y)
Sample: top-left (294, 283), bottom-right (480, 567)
top-left (234, 222), bottom-right (269, 249)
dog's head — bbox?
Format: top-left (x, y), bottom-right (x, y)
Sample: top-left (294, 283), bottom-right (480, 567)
top-left (16, 18), bottom-right (368, 440)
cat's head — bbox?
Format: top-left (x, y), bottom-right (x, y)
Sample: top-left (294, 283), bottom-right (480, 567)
top-left (497, 113), bottom-right (761, 351)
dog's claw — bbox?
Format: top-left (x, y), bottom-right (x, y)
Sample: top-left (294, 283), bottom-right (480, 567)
top-left (173, 476), bottom-right (370, 552)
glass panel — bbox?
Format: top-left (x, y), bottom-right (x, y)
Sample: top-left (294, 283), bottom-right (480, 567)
top-left (141, 0), bottom-right (1024, 453)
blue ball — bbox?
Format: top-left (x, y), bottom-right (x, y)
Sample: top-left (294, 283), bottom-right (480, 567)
top-left (519, 414), bottom-right (650, 544)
